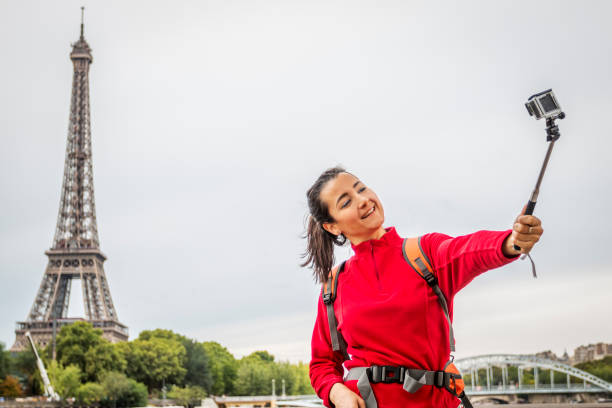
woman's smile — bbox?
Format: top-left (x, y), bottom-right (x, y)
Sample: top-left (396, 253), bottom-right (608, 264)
top-left (361, 205), bottom-right (375, 219)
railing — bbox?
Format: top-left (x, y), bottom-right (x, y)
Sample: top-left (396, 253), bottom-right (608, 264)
top-left (467, 383), bottom-right (606, 395)
top-left (16, 319), bottom-right (128, 336)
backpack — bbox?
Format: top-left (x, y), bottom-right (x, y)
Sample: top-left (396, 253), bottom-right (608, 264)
top-left (321, 237), bottom-right (472, 408)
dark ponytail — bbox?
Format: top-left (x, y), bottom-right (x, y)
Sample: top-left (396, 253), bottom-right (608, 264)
top-left (302, 167), bottom-right (348, 283)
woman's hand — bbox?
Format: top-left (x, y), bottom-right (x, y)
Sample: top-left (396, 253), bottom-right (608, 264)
top-left (502, 213), bottom-right (544, 257)
top-left (329, 383), bottom-right (365, 408)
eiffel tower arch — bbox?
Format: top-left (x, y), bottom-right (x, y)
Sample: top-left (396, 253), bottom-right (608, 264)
top-left (12, 11), bottom-right (128, 351)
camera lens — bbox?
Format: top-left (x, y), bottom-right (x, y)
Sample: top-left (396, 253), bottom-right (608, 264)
top-left (539, 94), bottom-right (557, 113)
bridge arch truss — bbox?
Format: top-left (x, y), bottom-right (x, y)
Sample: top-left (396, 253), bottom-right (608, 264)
top-left (455, 354), bottom-right (612, 395)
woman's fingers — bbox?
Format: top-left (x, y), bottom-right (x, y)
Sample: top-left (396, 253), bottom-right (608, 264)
top-left (513, 223), bottom-right (544, 234)
top-left (517, 214), bottom-right (541, 226)
top-left (330, 383), bottom-right (366, 408)
top-left (512, 231), bottom-right (543, 242)
top-left (511, 214), bottom-right (544, 253)
top-left (513, 238), bottom-right (535, 250)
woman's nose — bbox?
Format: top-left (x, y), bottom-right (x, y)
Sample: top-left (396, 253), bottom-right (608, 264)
top-left (358, 195), bottom-right (369, 208)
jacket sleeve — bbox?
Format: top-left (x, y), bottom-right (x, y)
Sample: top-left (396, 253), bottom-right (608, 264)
top-left (309, 292), bottom-right (345, 408)
top-left (420, 230), bottom-right (518, 299)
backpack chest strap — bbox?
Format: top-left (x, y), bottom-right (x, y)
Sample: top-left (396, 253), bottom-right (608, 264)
top-left (345, 364), bottom-right (469, 408)
top-left (402, 237), bottom-right (456, 352)
top-left (322, 261), bottom-right (349, 360)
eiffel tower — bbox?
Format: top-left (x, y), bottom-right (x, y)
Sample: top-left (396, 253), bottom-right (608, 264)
top-left (12, 10), bottom-right (128, 351)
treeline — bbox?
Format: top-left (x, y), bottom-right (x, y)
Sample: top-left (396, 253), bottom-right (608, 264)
top-left (576, 356), bottom-right (612, 382)
top-left (0, 322), bottom-right (313, 406)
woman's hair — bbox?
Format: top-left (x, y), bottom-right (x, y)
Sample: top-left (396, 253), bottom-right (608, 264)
top-left (302, 166), bottom-right (348, 283)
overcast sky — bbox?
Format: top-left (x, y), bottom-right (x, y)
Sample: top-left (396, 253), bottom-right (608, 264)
top-left (1, 0), bottom-right (610, 364)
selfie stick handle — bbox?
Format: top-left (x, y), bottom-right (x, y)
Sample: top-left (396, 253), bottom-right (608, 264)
top-left (513, 138), bottom-right (556, 251)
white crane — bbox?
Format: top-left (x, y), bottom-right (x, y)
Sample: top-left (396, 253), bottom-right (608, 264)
top-left (25, 332), bottom-right (60, 401)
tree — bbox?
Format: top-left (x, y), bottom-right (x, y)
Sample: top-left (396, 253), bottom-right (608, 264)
top-left (139, 330), bottom-right (213, 390)
top-left (55, 321), bottom-right (126, 382)
top-left (47, 361), bottom-right (82, 399)
top-left (202, 341), bottom-right (237, 395)
top-left (100, 371), bottom-right (147, 408)
top-left (0, 342), bottom-right (10, 380)
top-left (294, 362), bottom-right (314, 395)
top-left (250, 351), bottom-right (275, 363)
top-left (234, 358), bottom-right (273, 396)
top-left (118, 336), bottom-right (186, 391)
top-left (182, 340), bottom-right (212, 390)
top-left (9, 351), bottom-right (42, 395)
top-left (0, 375), bottom-right (24, 398)
top-left (576, 355), bottom-right (612, 382)
top-left (234, 352), bottom-right (281, 396)
top-left (76, 382), bottom-right (105, 405)
top-left (168, 385), bottom-right (207, 408)
top-left (275, 361), bottom-right (313, 395)
top-left (84, 341), bottom-right (127, 382)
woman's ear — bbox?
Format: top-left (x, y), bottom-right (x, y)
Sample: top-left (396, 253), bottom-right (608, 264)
top-left (322, 222), bottom-right (341, 237)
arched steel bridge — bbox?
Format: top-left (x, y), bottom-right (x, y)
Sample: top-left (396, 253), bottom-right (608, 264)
top-left (455, 354), bottom-right (612, 395)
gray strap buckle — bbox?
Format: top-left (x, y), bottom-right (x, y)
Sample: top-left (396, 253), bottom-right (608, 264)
top-left (402, 371), bottom-right (427, 394)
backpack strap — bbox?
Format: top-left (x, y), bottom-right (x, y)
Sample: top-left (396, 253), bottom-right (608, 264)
top-left (402, 237), bottom-right (456, 352)
top-left (322, 261), bottom-right (349, 361)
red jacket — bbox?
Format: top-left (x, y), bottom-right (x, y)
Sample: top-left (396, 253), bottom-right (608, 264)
top-left (309, 227), bottom-right (517, 408)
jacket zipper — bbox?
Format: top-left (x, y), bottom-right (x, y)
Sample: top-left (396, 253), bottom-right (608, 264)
top-left (371, 244), bottom-right (382, 290)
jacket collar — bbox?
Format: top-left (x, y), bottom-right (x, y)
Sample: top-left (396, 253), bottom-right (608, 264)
top-left (351, 227), bottom-right (401, 255)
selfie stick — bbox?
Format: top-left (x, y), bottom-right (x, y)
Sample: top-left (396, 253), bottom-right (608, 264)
top-left (514, 113), bottom-right (565, 257)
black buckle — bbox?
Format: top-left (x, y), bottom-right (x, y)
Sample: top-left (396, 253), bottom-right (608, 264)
top-left (433, 371), bottom-right (446, 388)
top-left (322, 293), bottom-right (332, 305)
top-left (368, 366), bottom-right (404, 384)
top-left (424, 272), bottom-right (438, 287)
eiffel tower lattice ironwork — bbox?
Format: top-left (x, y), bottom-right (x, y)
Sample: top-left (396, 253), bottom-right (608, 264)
top-left (12, 11), bottom-right (128, 351)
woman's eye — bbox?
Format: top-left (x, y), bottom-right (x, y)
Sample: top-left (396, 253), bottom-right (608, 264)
top-left (341, 199), bottom-right (351, 208)
top-left (358, 187), bottom-right (366, 193)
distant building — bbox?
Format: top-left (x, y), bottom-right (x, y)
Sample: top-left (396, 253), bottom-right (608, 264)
top-left (572, 342), bottom-right (612, 365)
top-left (535, 350), bottom-right (558, 361)
top-left (534, 343), bottom-right (611, 366)
top-left (559, 350), bottom-right (570, 364)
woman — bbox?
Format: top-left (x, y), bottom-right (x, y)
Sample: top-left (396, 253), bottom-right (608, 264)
top-left (303, 167), bottom-right (543, 408)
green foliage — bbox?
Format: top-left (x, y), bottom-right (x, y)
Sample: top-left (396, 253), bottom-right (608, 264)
top-left (250, 351), bottom-right (275, 363)
top-left (100, 371), bottom-right (148, 408)
top-left (47, 361), bottom-right (81, 399)
top-left (9, 351), bottom-right (42, 395)
top-left (138, 329), bottom-right (180, 342)
top-left (181, 339), bottom-right (212, 391)
top-left (55, 321), bottom-right (126, 382)
top-left (576, 356), bottom-right (612, 382)
top-left (75, 382), bottom-right (105, 405)
top-left (3, 327), bottom-right (313, 400)
top-left (133, 329), bottom-right (212, 389)
top-left (277, 362), bottom-right (313, 395)
top-left (0, 342), bottom-right (10, 379)
top-left (168, 385), bottom-right (207, 408)
top-left (209, 348), bottom-right (312, 397)
top-left (234, 357), bottom-right (273, 396)
top-left (118, 332), bottom-right (186, 391)
top-left (202, 342), bottom-right (237, 396)
top-left (0, 375), bottom-right (24, 397)
top-left (56, 321), bottom-right (104, 366)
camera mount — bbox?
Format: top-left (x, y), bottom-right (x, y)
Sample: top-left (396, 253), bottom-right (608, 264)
top-left (545, 112), bottom-right (565, 142)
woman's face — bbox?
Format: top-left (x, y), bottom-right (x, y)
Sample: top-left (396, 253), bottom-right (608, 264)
top-left (319, 172), bottom-right (386, 245)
